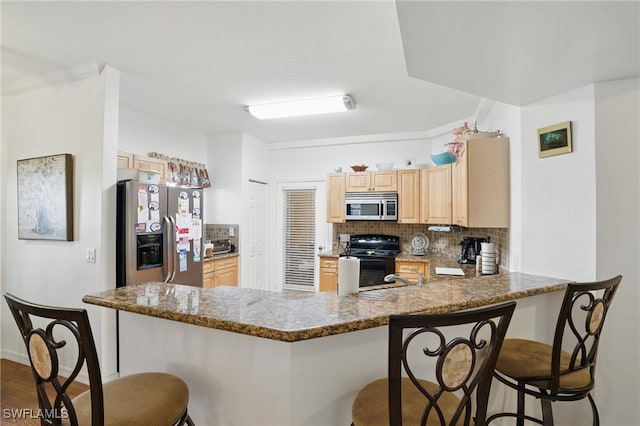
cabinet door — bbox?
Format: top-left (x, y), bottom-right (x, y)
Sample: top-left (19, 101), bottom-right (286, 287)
top-left (370, 171), bottom-right (397, 192)
top-left (133, 155), bottom-right (168, 185)
top-left (214, 267), bottom-right (238, 287)
top-left (319, 257), bottom-right (338, 293)
top-left (451, 144), bottom-right (469, 227)
top-left (345, 171), bottom-right (397, 192)
top-left (395, 261), bottom-right (429, 282)
top-left (203, 272), bottom-right (215, 288)
top-left (345, 172), bottom-right (371, 192)
top-left (421, 165), bottom-right (452, 224)
top-left (117, 151), bottom-right (134, 169)
top-left (397, 169), bottom-right (420, 224)
top-left (326, 173), bottom-right (346, 223)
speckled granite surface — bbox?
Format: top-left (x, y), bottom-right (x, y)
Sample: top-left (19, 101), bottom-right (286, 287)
top-left (203, 252), bottom-right (239, 261)
top-left (83, 272), bottom-right (569, 342)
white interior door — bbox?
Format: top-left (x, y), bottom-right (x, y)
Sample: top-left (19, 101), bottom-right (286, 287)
top-left (276, 180), bottom-right (330, 292)
top-left (245, 181), bottom-right (267, 289)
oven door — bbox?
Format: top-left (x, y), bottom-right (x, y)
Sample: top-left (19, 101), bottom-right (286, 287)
top-left (358, 258), bottom-right (395, 288)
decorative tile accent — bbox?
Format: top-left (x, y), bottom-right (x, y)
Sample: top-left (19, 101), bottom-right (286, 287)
top-left (333, 224), bottom-right (510, 269)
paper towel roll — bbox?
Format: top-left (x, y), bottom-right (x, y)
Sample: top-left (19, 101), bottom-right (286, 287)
top-left (338, 257), bottom-right (360, 295)
top-left (480, 242), bottom-right (495, 254)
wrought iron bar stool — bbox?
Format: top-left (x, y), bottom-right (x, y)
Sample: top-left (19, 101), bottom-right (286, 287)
top-left (4, 293), bottom-right (195, 426)
top-left (351, 301), bottom-right (516, 426)
top-left (487, 275), bottom-right (622, 426)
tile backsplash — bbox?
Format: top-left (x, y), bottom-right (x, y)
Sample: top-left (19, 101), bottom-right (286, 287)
top-left (333, 223), bottom-right (509, 269)
top-left (204, 224), bottom-right (239, 251)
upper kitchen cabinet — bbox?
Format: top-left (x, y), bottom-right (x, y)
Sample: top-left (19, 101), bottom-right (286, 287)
top-left (452, 137), bottom-right (510, 228)
top-left (397, 169), bottom-right (420, 224)
top-left (117, 151), bottom-right (134, 169)
top-left (132, 154), bottom-right (168, 184)
top-left (119, 151), bottom-right (169, 185)
top-left (420, 164), bottom-right (452, 224)
top-left (345, 170), bottom-right (397, 193)
top-left (326, 173), bottom-right (346, 223)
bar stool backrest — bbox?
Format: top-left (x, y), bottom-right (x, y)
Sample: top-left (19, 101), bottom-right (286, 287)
top-left (388, 301), bottom-right (516, 426)
top-left (4, 293), bottom-right (105, 425)
top-left (549, 275), bottom-right (622, 395)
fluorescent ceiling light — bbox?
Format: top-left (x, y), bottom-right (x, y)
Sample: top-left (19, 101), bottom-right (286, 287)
top-left (245, 95), bottom-right (356, 120)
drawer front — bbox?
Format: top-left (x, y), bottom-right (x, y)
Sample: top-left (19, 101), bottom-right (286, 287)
top-left (213, 256), bottom-right (238, 270)
top-left (320, 257), bottom-right (338, 269)
top-left (203, 261), bottom-right (215, 273)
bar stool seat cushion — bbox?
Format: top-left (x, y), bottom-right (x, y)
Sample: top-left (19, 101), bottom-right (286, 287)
top-left (352, 377), bottom-right (464, 426)
top-left (68, 372), bottom-right (190, 426)
top-left (496, 338), bottom-right (591, 390)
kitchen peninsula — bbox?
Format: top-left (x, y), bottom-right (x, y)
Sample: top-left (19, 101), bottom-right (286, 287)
top-left (83, 273), bottom-right (569, 425)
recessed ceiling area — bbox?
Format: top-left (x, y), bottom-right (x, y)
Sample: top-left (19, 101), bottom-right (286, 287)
top-left (396, 1), bottom-right (640, 105)
top-left (2, 1), bottom-right (638, 143)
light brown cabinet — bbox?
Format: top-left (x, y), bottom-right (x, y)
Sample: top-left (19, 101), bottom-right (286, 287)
top-left (133, 154), bottom-right (168, 184)
top-left (420, 164), bottom-right (452, 224)
top-left (326, 173), bottom-right (346, 223)
top-left (203, 256), bottom-right (238, 288)
top-left (346, 170), bottom-right (397, 192)
top-left (117, 151), bottom-right (134, 169)
top-left (452, 137), bottom-right (509, 228)
top-left (397, 169), bottom-right (420, 224)
top-left (395, 260), bottom-right (429, 283)
top-left (118, 151), bottom-right (168, 184)
top-left (319, 256), bottom-right (338, 293)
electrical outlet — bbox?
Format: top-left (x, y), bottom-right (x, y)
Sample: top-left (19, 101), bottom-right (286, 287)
top-left (229, 227), bottom-right (235, 237)
top-left (86, 248), bottom-right (96, 263)
top-left (405, 158), bottom-right (416, 168)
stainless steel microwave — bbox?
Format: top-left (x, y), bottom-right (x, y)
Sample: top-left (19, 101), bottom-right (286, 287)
top-left (345, 192), bottom-right (398, 221)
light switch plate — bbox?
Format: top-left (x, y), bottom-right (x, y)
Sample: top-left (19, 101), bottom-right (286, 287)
top-left (86, 248), bottom-right (96, 263)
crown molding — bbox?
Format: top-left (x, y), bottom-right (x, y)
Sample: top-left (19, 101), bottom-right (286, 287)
top-left (2, 60), bottom-right (106, 96)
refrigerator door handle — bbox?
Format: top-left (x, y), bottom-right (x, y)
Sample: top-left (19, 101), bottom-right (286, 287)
top-left (168, 215), bottom-right (177, 282)
top-left (163, 215), bottom-right (174, 283)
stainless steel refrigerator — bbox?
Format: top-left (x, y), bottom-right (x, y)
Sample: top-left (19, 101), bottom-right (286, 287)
top-left (116, 180), bottom-right (204, 287)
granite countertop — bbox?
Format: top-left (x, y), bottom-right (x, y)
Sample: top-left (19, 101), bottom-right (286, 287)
top-left (83, 273), bottom-right (569, 343)
top-left (203, 252), bottom-right (239, 261)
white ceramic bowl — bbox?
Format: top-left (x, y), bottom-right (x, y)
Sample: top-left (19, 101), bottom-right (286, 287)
top-left (376, 162), bottom-right (393, 170)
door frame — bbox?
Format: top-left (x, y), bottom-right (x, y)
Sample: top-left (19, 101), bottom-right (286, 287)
top-left (272, 179), bottom-right (332, 292)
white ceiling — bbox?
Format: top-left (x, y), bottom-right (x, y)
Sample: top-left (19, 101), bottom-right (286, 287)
top-left (2, 1), bottom-right (638, 143)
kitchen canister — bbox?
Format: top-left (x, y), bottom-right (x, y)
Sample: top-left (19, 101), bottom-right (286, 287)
top-left (480, 242), bottom-right (497, 275)
top-left (338, 256), bottom-right (360, 295)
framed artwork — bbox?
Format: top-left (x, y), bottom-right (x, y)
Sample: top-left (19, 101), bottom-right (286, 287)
top-left (17, 153), bottom-right (73, 241)
top-left (538, 121), bottom-right (572, 158)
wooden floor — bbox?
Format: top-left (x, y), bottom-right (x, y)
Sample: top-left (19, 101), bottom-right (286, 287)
top-left (1, 359), bottom-right (89, 425)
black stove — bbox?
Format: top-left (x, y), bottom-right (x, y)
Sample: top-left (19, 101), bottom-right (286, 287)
top-left (344, 234), bottom-right (400, 287)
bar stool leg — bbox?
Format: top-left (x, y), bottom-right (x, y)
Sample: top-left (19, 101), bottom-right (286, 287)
top-left (516, 385), bottom-right (526, 426)
top-left (541, 398), bottom-right (554, 426)
top-left (587, 393), bottom-right (600, 426)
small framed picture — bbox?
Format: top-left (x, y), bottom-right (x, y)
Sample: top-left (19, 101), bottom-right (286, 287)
top-left (538, 121), bottom-right (572, 158)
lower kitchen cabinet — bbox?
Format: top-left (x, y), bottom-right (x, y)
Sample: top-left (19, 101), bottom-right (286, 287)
top-left (203, 256), bottom-right (238, 288)
top-left (319, 256), bottom-right (338, 293)
top-left (395, 260), bottom-right (429, 283)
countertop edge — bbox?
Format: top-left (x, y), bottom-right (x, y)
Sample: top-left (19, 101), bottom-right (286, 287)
top-left (82, 276), bottom-right (569, 342)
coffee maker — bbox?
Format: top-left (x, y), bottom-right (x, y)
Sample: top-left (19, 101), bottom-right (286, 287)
top-left (458, 237), bottom-right (487, 264)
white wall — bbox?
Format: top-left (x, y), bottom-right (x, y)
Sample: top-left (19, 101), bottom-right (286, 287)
top-left (206, 133), bottom-right (243, 223)
top-left (520, 85), bottom-right (597, 280)
top-left (1, 66), bottom-right (120, 378)
top-left (269, 134), bottom-right (434, 182)
top-left (118, 105), bottom-right (207, 161)
top-left (593, 78), bottom-right (639, 426)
